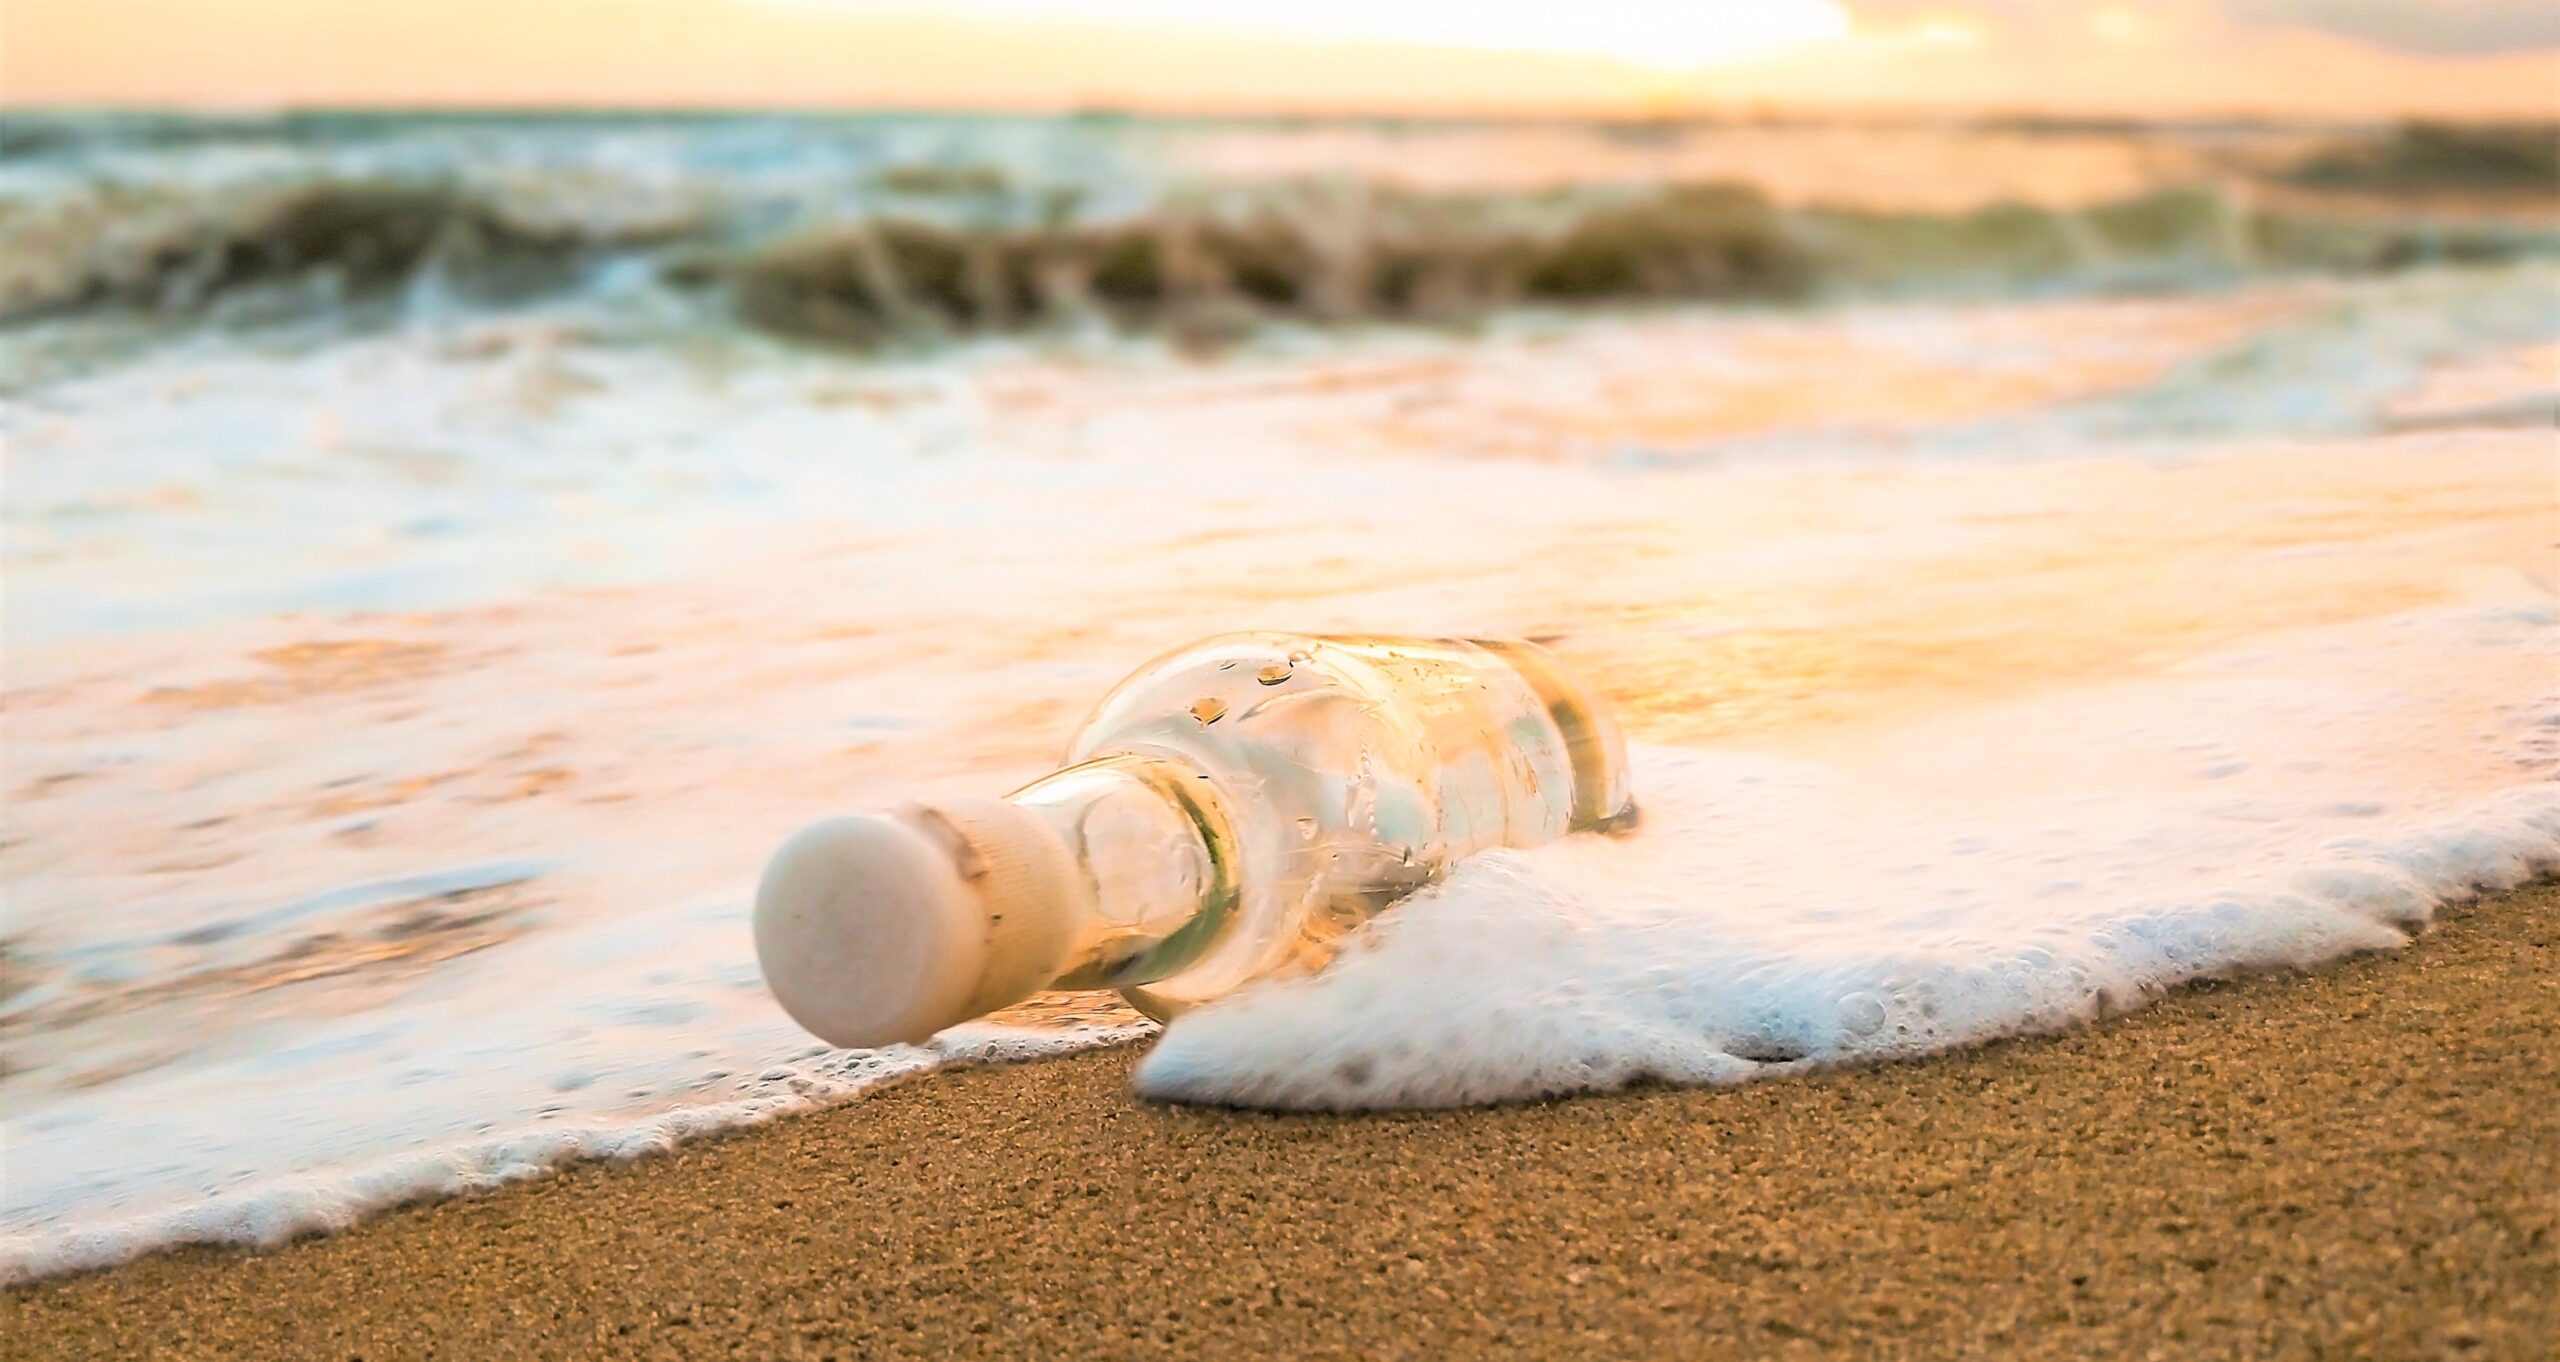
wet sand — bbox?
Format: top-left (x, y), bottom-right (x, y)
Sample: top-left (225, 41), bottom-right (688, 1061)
top-left (8, 881), bottom-right (2554, 1361)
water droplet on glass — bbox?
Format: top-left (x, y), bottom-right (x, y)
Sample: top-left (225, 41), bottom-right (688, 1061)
top-left (1256, 663), bottom-right (1292, 685)
top-left (1189, 697), bottom-right (1227, 724)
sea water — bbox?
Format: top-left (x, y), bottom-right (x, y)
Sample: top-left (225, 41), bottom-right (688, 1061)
top-left (3, 111), bottom-right (2555, 1280)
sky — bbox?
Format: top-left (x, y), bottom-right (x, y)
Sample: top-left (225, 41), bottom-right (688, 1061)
top-left (4, 0), bottom-right (2555, 117)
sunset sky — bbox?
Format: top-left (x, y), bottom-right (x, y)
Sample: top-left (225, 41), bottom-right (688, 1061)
top-left (5, 0), bottom-right (2555, 117)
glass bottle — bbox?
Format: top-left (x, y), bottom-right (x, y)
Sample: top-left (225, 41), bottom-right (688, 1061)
top-left (754, 633), bottom-right (1634, 1048)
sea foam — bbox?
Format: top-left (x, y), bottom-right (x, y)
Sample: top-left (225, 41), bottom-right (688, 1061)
top-left (0, 1024), bottom-right (1144, 1284)
top-left (1141, 604), bottom-right (2560, 1108)
top-left (1140, 769), bottom-right (2557, 1109)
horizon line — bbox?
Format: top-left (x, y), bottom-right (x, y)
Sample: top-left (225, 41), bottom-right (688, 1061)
top-left (6, 97), bottom-right (2552, 131)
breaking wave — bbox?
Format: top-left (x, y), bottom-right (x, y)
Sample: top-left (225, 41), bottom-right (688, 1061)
top-left (7, 121), bottom-right (2554, 348)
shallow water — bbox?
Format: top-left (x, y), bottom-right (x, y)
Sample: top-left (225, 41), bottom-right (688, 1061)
top-left (3, 113), bottom-right (2556, 1281)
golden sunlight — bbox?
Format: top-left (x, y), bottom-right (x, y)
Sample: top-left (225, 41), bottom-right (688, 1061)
top-left (908, 0), bottom-right (1856, 70)
top-left (4, 0), bottom-right (2555, 115)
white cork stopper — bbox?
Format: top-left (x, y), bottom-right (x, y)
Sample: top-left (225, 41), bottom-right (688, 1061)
top-left (753, 801), bottom-right (1087, 1049)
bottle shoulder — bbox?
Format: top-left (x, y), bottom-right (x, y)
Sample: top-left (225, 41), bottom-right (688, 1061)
top-left (1063, 633), bottom-right (1494, 761)
top-left (1056, 632), bottom-right (1627, 1015)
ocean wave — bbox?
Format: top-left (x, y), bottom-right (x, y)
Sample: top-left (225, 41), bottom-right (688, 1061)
top-left (722, 184), bottom-right (2560, 349)
top-left (8, 170), bottom-right (2554, 348)
top-left (2283, 120), bottom-right (2560, 196)
top-left (0, 178), bottom-right (701, 323)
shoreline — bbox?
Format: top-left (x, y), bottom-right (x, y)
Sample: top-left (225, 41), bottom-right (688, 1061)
top-left (8, 880), bottom-right (2555, 1360)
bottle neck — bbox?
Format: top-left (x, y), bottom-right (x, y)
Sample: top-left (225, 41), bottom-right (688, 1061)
top-left (1005, 754), bottom-right (1240, 992)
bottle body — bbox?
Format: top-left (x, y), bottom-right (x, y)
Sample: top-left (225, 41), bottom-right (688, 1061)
top-left (753, 633), bottom-right (1633, 1049)
top-left (1014, 633), bottom-right (1633, 1017)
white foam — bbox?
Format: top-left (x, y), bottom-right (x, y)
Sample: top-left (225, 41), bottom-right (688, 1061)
top-left (1140, 782), bottom-right (2556, 1109)
top-left (0, 1023), bottom-right (1145, 1285)
top-left (1141, 610), bottom-right (2560, 1108)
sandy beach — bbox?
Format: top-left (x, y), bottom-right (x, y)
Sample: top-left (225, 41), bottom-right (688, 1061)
top-left (8, 878), bottom-right (2552, 1360)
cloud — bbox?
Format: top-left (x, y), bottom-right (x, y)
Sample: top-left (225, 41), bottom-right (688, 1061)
top-left (2226, 0), bottom-right (2560, 54)
top-left (1845, 1), bottom-right (2560, 56)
